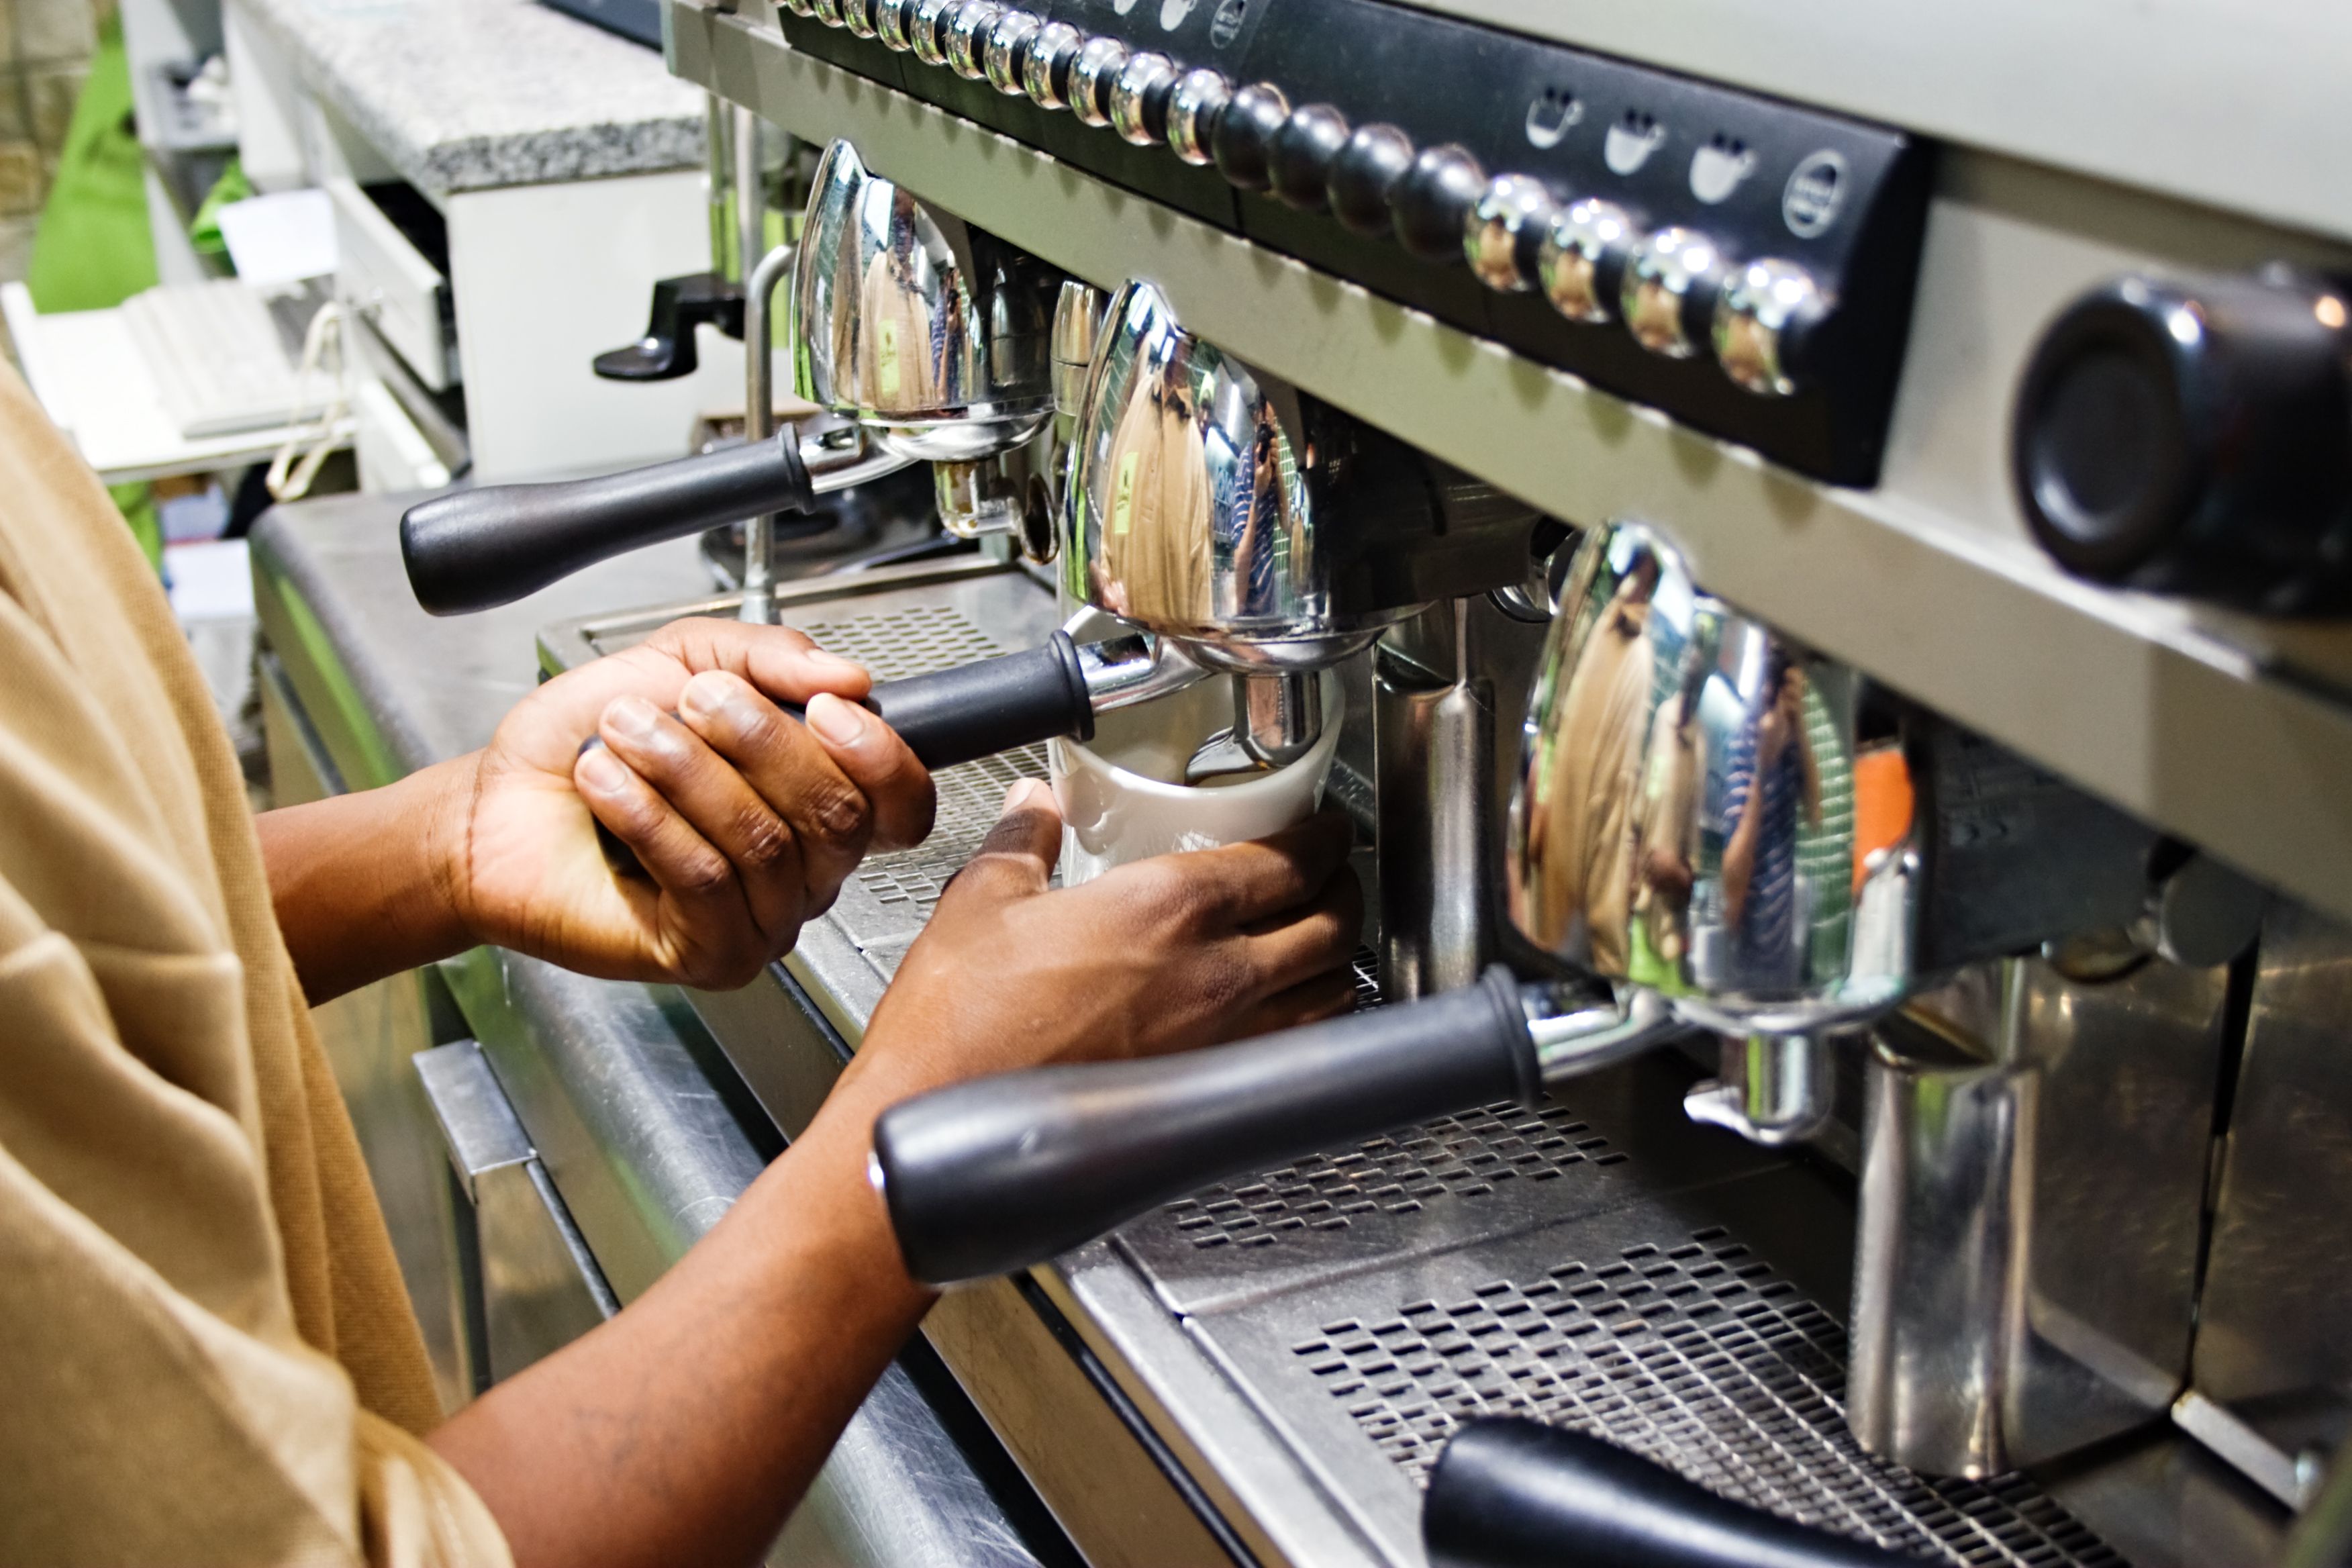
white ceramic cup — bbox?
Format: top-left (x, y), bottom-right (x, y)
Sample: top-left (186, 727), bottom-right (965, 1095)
top-left (1049, 668), bottom-right (1343, 886)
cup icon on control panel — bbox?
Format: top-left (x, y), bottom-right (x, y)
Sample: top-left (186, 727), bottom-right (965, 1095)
top-left (1689, 136), bottom-right (1755, 204)
top-left (1525, 86), bottom-right (1581, 150)
top-left (1604, 111), bottom-right (1667, 175)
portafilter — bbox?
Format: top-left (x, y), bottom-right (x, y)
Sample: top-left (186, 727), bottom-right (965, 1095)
top-left (791, 138), bottom-right (1057, 464)
top-left (397, 138), bottom-right (1063, 617)
top-left (1063, 279), bottom-right (1537, 777)
top-left (871, 520), bottom-right (2186, 1286)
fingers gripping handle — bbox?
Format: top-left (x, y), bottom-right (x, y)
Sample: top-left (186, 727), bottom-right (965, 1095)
top-left (1424, 1420), bottom-right (1922, 1568)
top-left (589, 634), bottom-right (1093, 875)
top-left (401, 432), bottom-right (814, 616)
top-left (874, 968), bottom-right (1540, 1286)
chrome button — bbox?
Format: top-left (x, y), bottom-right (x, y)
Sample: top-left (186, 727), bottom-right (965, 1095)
top-left (908, 0), bottom-right (956, 65)
top-left (944, 0), bottom-right (1003, 78)
top-left (1069, 36), bottom-right (1130, 128)
top-left (1536, 197), bottom-right (1634, 324)
top-left (982, 10), bottom-right (1042, 94)
top-left (1021, 19), bottom-right (1082, 106)
top-left (1166, 68), bottom-right (1230, 165)
top-left (1622, 226), bottom-right (1726, 358)
top-left (1714, 258), bottom-right (1825, 396)
top-left (1465, 174), bottom-right (1556, 293)
top-left (1109, 51), bottom-right (1179, 146)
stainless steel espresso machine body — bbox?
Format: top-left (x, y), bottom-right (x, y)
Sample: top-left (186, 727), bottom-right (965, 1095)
top-left (455, 0), bottom-right (2352, 1563)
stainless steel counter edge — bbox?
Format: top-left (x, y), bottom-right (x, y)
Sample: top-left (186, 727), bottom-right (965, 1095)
top-left (249, 503), bottom-right (1053, 1568)
top-left (668, 0), bottom-right (2352, 931)
top-left (1038, 1249), bottom-right (1392, 1568)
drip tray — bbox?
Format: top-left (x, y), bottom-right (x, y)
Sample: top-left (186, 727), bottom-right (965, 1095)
top-left (1183, 1167), bottom-right (2129, 1568)
top-left (1113, 1052), bottom-right (1784, 1318)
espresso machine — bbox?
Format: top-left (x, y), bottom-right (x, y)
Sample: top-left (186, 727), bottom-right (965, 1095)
top-left (409, 0), bottom-right (2352, 1559)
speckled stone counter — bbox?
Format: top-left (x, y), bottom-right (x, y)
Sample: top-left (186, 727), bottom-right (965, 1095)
top-left (233, 0), bottom-right (705, 196)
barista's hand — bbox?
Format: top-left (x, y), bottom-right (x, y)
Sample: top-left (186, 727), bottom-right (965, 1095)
top-left (845, 783), bottom-right (1363, 1101)
top-left (442, 617), bottom-right (935, 987)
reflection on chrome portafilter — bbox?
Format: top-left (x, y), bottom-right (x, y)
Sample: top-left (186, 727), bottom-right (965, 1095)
top-left (397, 138), bottom-right (1065, 620)
top-left (871, 520), bottom-right (2205, 1288)
top-left (791, 138), bottom-right (1064, 546)
top-left (1061, 281), bottom-right (1539, 781)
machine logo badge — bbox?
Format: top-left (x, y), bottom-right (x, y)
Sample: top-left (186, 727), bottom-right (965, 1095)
top-left (1689, 135), bottom-right (1755, 203)
top-left (1783, 150), bottom-right (1848, 238)
top-left (1160, 0), bottom-right (1196, 27)
top-left (1112, 450), bottom-right (1140, 534)
top-left (1524, 86), bottom-right (1582, 150)
top-left (1208, 0), bottom-right (1246, 47)
top-left (1603, 111), bottom-right (1667, 176)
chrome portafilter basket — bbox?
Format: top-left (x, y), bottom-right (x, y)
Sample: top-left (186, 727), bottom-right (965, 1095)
top-left (1063, 279), bottom-right (1538, 779)
top-left (792, 138), bottom-right (1059, 462)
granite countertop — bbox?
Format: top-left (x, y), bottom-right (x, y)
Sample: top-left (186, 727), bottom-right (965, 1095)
top-left (234, 0), bottom-right (706, 197)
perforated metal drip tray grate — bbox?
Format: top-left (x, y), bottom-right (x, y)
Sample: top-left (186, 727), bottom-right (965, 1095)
top-left (1114, 1046), bottom-right (1787, 1316)
top-left (1160, 1097), bottom-right (1624, 1255)
top-left (1187, 1167), bottom-right (2131, 1568)
top-left (787, 599), bottom-right (1050, 971)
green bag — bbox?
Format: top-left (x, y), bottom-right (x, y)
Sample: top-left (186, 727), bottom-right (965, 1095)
top-left (24, 15), bottom-right (164, 566)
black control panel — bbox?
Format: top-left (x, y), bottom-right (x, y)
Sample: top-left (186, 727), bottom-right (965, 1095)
top-left (777, 0), bottom-right (1934, 486)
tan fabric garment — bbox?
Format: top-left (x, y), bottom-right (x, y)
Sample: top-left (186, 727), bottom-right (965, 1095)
top-left (0, 362), bottom-right (509, 1567)
top-left (1528, 596), bottom-right (1655, 974)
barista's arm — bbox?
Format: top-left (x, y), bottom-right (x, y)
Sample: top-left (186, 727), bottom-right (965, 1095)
top-left (260, 619), bottom-right (932, 1003)
top-left (426, 787), bottom-right (1364, 1568)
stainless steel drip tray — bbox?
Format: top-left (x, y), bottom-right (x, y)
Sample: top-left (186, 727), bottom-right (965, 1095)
top-left (1095, 1164), bottom-right (2132, 1568)
top-left (1113, 1052), bottom-right (1785, 1318)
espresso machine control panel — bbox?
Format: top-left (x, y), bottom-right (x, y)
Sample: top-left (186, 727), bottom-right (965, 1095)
top-left (773, 0), bottom-right (1932, 485)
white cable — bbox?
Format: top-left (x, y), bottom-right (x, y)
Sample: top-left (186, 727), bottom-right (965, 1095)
top-left (265, 298), bottom-right (348, 503)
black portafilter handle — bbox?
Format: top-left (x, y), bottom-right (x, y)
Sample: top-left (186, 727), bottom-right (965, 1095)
top-left (848, 631), bottom-right (1095, 769)
top-left (1424, 1420), bottom-right (1924, 1568)
top-left (589, 633), bottom-right (1095, 877)
top-left (400, 431), bottom-right (816, 616)
top-left (873, 967), bottom-right (1539, 1286)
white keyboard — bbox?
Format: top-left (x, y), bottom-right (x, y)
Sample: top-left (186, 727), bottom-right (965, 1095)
top-left (121, 281), bottom-right (328, 439)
